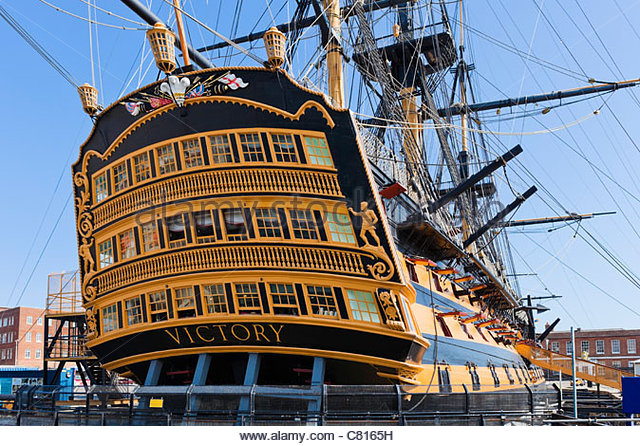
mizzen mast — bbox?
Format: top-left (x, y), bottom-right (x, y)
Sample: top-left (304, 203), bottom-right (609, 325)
top-left (323, 0), bottom-right (345, 107)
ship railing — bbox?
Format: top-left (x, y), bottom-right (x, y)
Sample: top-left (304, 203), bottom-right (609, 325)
top-left (515, 342), bottom-right (633, 390)
top-left (91, 166), bottom-right (343, 229)
top-left (94, 244), bottom-right (368, 296)
top-left (46, 271), bottom-right (83, 314)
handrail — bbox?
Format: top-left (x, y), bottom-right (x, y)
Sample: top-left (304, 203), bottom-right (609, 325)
top-left (92, 167), bottom-right (343, 229)
top-left (94, 244), bottom-right (367, 296)
top-left (515, 341), bottom-right (633, 390)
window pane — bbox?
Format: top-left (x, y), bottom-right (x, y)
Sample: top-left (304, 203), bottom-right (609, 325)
top-left (134, 152), bottom-right (151, 183)
top-left (209, 134), bottom-right (233, 163)
top-left (271, 134), bottom-right (297, 163)
top-left (269, 283), bottom-right (298, 315)
top-left (94, 173), bottom-right (108, 203)
top-left (203, 284), bottom-right (227, 314)
top-left (289, 210), bottom-right (317, 240)
top-left (194, 211), bottom-right (215, 243)
top-left (112, 162), bottom-right (129, 192)
top-left (347, 290), bottom-right (380, 323)
top-left (156, 144), bottom-right (177, 175)
top-left (119, 229), bottom-right (137, 260)
top-left (99, 240), bottom-right (113, 268)
top-left (102, 304), bottom-right (119, 333)
top-left (304, 136), bottom-right (332, 167)
top-left (182, 138), bottom-right (204, 168)
top-left (596, 340), bottom-right (605, 354)
top-left (612, 339), bottom-right (620, 354)
top-left (149, 291), bottom-right (168, 322)
top-left (222, 208), bottom-right (247, 240)
top-left (581, 341), bottom-right (589, 354)
top-left (141, 221), bottom-right (160, 252)
top-left (167, 215), bottom-right (187, 248)
top-left (239, 133), bottom-right (264, 162)
top-left (174, 287), bottom-right (196, 318)
top-left (326, 213), bottom-right (356, 244)
top-left (255, 208), bottom-right (282, 238)
top-left (628, 339), bottom-right (636, 354)
top-left (307, 286), bottom-right (337, 317)
top-left (235, 283), bottom-right (262, 314)
top-left (125, 297), bottom-right (143, 326)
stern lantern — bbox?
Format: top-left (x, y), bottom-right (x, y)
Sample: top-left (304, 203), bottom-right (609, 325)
top-left (77, 83), bottom-right (98, 116)
top-left (263, 27), bottom-right (286, 69)
top-left (146, 23), bottom-right (176, 74)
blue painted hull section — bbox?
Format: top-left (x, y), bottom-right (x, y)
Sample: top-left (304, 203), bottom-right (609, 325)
top-left (414, 283), bottom-right (471, 314)
top-left (413, 282), bottom-right (526, 368)
top-left (421, 334), bottom-right (525, 367)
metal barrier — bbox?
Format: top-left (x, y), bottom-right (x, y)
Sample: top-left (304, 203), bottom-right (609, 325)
top-left (0, 383), bottom-right (559, 426)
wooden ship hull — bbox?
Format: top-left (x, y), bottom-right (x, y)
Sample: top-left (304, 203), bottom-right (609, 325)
top-left (73, 66), bottom-right (544, 392)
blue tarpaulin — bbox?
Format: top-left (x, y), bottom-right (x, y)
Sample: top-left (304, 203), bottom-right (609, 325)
top-left (622, 376), bottom-right (640, 414)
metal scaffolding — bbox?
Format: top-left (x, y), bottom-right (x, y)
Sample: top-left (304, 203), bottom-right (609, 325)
top-left (43, 272), bottom-right (105, 387)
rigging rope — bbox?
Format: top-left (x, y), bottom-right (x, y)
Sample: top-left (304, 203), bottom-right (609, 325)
top-left (354, 109), bottom-right (600, 135)
top-left (159, 0), bottom-right (265, 65)
top-left (36, 0), bottom-right (146, 30)
top-left (75, 0), bottom-right (148, 26)
top-left (0, 4), bottom-right (78, 87)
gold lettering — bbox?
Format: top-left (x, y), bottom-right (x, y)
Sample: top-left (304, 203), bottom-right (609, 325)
top-left (164, 328), bottom-right (181, 344)
top-left (268, 324), bottom-right (284, 343)
top-left (196, 325), bottom-right (215, 342)
top-left (231, 324), bottom-right (251, 341)
top-left (253, 324), bottom-right (270, 342)
top-left (213, 324), bottom-right (228, 341)
top-left (183, 327), bottom-right (195, 344)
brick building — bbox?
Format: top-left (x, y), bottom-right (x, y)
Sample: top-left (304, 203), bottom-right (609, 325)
top-left (544, 328), bottom-right (640, 371)
top-left (0, 306), bottom-right (48, 368)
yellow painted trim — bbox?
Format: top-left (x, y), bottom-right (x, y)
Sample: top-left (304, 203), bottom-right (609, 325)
top-left (84, 98), bottom-right (335, 172)
top-left (99, 344), bottom-right (423, 373)
top-left (87, 311), bottom-right (429, 348)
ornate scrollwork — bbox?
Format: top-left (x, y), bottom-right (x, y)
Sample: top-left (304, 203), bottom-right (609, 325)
top-left (377, 291), bottom-right (406, 331)
top-left (349, 201), bottom-right (396, 281)
top-left (84, 284), bottom-right (97, 302)
top-left (85, 308), bottom-right (98, 339)
top-left (74, 171), bottom-right (97, 302)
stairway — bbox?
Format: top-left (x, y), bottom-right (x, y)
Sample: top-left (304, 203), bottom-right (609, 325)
top-left (515, 342), bottom-right (632, 390)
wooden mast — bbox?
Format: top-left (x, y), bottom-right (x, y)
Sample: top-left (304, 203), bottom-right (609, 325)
top-left (457, 0), bottom-right (472, 247)
top-left (172, 0), bottom-right (190, 67)
top-left (323, 0), bottom-right (345, 107)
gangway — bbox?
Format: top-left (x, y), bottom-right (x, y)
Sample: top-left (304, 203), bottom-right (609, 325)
top-left (516, 342), bottom-right (632, 390)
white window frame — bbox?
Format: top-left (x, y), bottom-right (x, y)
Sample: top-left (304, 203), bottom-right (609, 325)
top-left (628, 339), bottom-right (636, 354)
top-left (596, 340), bottom-right (605, 354)
top-left (611, 339), bottom-right (620, 354)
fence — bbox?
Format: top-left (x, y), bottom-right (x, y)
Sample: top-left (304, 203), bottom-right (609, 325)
top-left (0, 383), bottom-right (559, 426)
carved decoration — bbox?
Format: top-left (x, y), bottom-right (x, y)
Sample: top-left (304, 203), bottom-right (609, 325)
top-left (377, 291), bottom-right (406, 331)
top-left (349, 201), bottom-right (381, 248)
top-left (121, 71), bottom-right (245, 116)
top-left (85, 308), bottom-right (98, 339)
top-left (350, 201), bottom-right (396, 281)
top-left (73, 172), bottom-right (97, 302)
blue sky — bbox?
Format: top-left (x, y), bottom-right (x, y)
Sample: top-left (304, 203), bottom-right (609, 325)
top-left (1, 1), bottom-right (640, 332)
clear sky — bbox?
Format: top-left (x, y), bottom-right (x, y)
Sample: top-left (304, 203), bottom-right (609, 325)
top-left (1, 1), bottom-right (640, 333)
